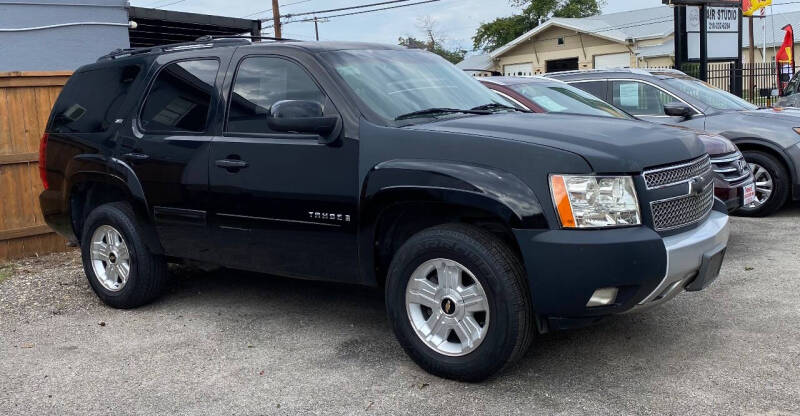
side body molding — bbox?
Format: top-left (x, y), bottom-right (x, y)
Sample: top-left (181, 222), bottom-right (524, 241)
top-left (357, 159), bottom-right (547, 286)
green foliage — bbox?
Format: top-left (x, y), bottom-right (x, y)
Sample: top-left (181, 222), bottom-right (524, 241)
top-left (473, 0), bottom-right (604, 52)
top-left (398, 36), bottom-right (468, 64)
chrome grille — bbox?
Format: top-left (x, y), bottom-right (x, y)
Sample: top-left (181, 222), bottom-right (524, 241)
top-left (711, 152), bottom-right (751, 183)
top-left (643, 155), bottom-right (712, 189)
top-left (650, 184), bottom-right (714, 231)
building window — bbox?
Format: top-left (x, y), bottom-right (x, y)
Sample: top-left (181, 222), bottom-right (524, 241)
top-left (557, 37), bottom-right (565, 45)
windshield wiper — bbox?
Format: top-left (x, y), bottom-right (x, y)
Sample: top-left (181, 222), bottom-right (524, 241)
top-left (395, 107), bottom-right (491, 121)
top-left (470, 103), bottom-right (531, 113)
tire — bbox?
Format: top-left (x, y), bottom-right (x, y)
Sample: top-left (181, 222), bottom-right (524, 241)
top-left (385, 224), bottom-right (533, 382)
top-left (80, 202), bottom-right (167, 309)
top-left (736, 150), bottom-right (790, 217)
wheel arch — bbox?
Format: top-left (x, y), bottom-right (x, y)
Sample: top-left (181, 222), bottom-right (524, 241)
top-left (66, 163), bottom-right (163, 254)
top-left (358, 159), bottom-right (547, 287)
top-left (733, 138), bottom-right (798, 190)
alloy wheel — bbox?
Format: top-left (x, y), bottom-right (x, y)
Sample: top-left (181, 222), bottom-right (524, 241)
top-left (90, 225), bottom-right (131, 292)
top-left (405, 258), bottom-right (490, 356)
top-left (745, 162), bottom-right (773, 209)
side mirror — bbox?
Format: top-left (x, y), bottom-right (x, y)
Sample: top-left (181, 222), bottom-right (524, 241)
top-left (267, 100), bottom-right (341, 143)
top-left (663, 102), bottom-right (693, 119)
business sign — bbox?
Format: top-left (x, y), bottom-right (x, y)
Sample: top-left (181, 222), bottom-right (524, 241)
top-left (687, 6), bottom-right (740, 60)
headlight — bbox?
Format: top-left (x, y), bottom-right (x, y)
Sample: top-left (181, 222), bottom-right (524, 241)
top-left (549, 175), bottom-right (641, 228)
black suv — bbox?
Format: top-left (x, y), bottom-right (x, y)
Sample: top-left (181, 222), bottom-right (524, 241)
top-left (40, 39), bottom-right (729, 381)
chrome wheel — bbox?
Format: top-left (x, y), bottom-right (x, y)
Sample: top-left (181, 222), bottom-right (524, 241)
top-left (745, 162), bottom-right (773, 209)
top-left (405, 258), bottom-right (490, 357)
top-left (90, 225), bottom-right (131, 292)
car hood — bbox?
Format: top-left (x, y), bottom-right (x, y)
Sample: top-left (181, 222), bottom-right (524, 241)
top-left (705, 108), bottom-right (800, 148)
top-left (738, 107), bottom-right (800, 120)
top-left (406, 112), bottom-right (706, 173)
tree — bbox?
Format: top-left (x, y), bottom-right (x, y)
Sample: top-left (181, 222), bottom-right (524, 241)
top-left (398, 16), bottom-right (468, 64)
top-left (473, 0), bottom-right (604, 52)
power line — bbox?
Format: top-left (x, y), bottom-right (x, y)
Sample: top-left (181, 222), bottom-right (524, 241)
top-left (240, 0), bottom-right (315, 19)
top-left (146, 0), bottom-right (187, 9)
top-left (266, 0), bottom-right (443, 28)
top-left (264, 0), bottom-right (416, 21)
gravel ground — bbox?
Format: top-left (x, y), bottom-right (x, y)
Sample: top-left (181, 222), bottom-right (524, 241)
top-left (1, 206), bottom-right (799, 415)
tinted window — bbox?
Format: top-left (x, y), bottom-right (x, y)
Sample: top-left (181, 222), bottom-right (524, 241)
top-left (140, 60), bottom-right (219, 133)
top-left (611, 81), bottom-right (679, 116)
top-left (227, 57), bottom-right (325, 134)
top-left (570, 81), bottom-right (607, 100)
top-left (51, 65), bottom-right (141, 133)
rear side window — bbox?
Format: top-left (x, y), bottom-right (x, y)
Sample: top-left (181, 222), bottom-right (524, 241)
top-left (51, 65), bottom-right (141, 133)
top-left (570, 81), bottom-right (607, 101)
top-left (226, 56), bottom-right (325, 134)
top-left (140, 59), bottom-right (219, 133)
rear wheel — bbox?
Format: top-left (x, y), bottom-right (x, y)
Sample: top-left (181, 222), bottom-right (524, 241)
top-left (737, 150), bottom-right (789, 217)
top-left (80, 202), bottom-right (167, 308)
top-left (385, 224), bottom-right (533, 382)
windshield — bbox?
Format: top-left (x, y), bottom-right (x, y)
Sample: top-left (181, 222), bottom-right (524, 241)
top-left (321, 49), bottom-right (512, 123)
top-left (509, 81), bottom-right (631, 119)
top-left (663, 77), bottom-right (758, 111)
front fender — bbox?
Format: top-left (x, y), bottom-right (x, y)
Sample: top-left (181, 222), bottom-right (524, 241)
top-left (357, 159), bottom-right (547, 286)
top-left (362, 159), bottom-right (546, 228)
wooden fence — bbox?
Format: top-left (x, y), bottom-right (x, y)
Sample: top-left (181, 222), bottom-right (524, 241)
top-left (0, 71), bottom-right (73, 261)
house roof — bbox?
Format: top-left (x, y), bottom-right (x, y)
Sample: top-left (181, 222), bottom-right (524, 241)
top-left (491, 6), bottom-right (673, 59)
top-left (455, 53), bottom-right (495, 71)
top-left (490, 6), bottom-right (800, 60)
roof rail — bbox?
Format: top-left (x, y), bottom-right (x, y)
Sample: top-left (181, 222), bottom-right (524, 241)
top-left (194, 34), bottom-right (302, 42)
top-left (97, 37), bottom-right (253, 62)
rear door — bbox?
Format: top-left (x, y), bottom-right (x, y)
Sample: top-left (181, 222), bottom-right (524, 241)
top-left (208, 52), bottom-right (359, 281)
top-left (116, 55), bottom-right (227, 261)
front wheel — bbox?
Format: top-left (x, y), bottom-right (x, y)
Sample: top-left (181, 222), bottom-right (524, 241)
top-left (385, 224), bottom-right (533, 382)
top-left (736, 150), bottom-right (790, 217)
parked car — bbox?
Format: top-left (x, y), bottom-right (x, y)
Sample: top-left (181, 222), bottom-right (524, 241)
top-left (40, 39), bottom-right (729, 381)
top-left (479, 76), bottom-right (755, 213)
top-left (776, 70), bottom-right (800, 107)
top-left (548, 68), bottom-right (800, 217)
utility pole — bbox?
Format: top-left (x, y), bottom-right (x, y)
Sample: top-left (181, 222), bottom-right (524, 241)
top-left (272, 0), bottom-right (282, 38)
top-left (314, 16), bottom-right (319, 41)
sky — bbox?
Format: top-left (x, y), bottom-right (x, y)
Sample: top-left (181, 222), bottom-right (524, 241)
top-left (129, 0), bottom-right (800, 51)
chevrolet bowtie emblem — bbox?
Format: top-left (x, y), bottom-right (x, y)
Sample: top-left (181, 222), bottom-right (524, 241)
top-left (688, 175), bottom-right (706, 196)
top-left (443, 299), bottom-right (452, 314)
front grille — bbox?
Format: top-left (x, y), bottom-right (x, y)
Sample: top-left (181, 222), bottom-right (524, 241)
top-left (650, 183), bottom-right (714, 231)
top-left (643, 155), bottom-right (711, 189)
top-left (711, 152), bottom-right (751, 183)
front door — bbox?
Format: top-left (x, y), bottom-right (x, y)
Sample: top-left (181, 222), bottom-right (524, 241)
top-left (208, 54), bottom-right (359, 281)
top-left (609, 80), bottom-right (705, 130)
top-left (117, 58), bottom-right (223, 261)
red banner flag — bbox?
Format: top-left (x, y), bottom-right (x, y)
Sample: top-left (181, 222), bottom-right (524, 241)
top-left (776, 24), bottom-right (794, 63)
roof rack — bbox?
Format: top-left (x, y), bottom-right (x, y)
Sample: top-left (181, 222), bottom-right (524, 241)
top-left (97, 34), bottom-right (299, 62)
top-left (194, 34), bottom-right (302, 42)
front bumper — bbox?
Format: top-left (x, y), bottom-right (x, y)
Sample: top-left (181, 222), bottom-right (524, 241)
top-left (714, 177), bottom-right (753, 212)
top-left (513, 211), bottom-right (730, 330)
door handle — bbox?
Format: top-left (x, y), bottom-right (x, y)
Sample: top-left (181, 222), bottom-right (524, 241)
top-left (123, 152), bottom-right (150, 161)
top-left (215, 159), bottom-right (249, 170)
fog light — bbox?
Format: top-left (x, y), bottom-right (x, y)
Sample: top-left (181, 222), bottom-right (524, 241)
top-left (587, 287), bottom-right (618, 307)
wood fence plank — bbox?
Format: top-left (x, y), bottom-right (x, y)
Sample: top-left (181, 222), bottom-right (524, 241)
top-left (0, 152), bottom-right (38, 165)
top-left (0, 89), bottom-right (11, 155)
